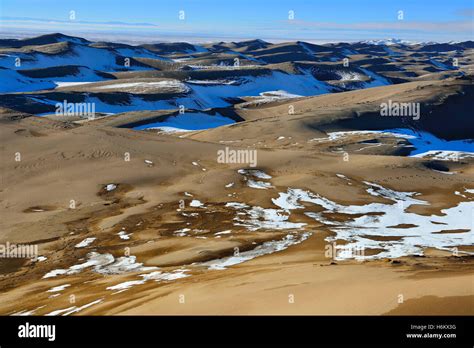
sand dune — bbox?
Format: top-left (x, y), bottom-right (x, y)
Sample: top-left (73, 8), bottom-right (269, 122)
top-left (0, 34), bottom-right (473, 316)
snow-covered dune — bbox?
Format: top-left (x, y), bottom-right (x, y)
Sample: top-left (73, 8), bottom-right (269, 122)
top-left (25, 70), bottom-right (334, 114)
top-left (187, 70), bottom-right (334, 108)
top-left (0, 44), bottom-right (156, 71)
top-left (0, 65), bottom-right (113, 93)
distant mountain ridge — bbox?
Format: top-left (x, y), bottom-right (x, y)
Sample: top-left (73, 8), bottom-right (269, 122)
top-left (2, 33), bottom-right (473, 50)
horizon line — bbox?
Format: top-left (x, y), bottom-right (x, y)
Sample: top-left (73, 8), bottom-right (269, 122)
top-left (1, 31), bottom-right (470, 46)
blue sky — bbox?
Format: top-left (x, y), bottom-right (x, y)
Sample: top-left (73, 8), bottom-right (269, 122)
top-left (0, 0), bottom-right (473, 43)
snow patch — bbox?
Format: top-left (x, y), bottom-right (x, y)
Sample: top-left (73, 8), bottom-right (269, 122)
top-left (75, 238), bottom-right (96, 248)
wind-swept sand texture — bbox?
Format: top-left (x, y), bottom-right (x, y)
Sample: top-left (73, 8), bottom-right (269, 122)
top-left (0, 34), bottom-right (473, 316)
